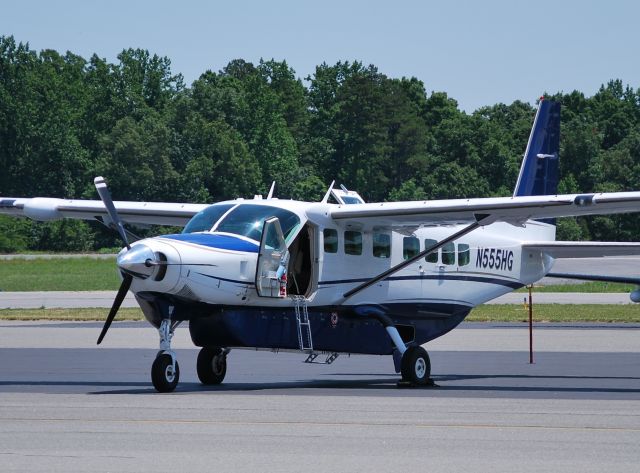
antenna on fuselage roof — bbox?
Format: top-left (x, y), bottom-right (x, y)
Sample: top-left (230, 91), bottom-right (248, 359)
top-left (266, 181), bottom-right (276, 199)
top-left (321, 180), bottom-right (336, 203)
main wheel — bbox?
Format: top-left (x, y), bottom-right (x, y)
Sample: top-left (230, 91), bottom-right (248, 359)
top-left (151, 353), bottom-right (180, 393)
top-left (400, 346), bottom-right (431, 385)
top-left (197, 347), bottom-right (227, 385)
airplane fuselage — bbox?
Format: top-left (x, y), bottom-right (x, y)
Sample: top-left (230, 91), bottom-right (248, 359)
top-left (124, 200), bottom-right (556, 356)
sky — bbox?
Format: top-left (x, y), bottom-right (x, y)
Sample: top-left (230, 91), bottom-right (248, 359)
top-left (1, 0), bottom-right (638, 112)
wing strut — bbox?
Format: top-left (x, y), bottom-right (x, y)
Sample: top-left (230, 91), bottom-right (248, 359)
top-left (342, 215), bottom-right (492, 300)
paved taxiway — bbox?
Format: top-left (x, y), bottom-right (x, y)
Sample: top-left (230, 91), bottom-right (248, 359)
top-left (1, 321), bottom-right (638, 472)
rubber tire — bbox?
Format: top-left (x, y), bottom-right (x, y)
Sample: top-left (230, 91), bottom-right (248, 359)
top-left (400, 346), bottom-right (431, 385)
top-left (197, 347), bottom-right (227, 385)
top-left (151, 353), bottom-right (180, 393)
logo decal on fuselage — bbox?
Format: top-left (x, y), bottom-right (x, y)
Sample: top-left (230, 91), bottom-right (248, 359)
top-left (476, 248), bottom-right (514, 271)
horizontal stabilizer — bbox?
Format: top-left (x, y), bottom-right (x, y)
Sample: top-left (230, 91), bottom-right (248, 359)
top-left (546, 272), bottom-right (640, 285)
top-left (522, 241), bottom-right (640, 258)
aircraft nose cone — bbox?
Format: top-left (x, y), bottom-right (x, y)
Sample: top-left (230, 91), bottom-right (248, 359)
top-left (117, 244), bottom-right (156, 279)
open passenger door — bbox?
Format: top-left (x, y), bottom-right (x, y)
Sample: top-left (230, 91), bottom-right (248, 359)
top-left (255, 217), bottom-right (290, 298)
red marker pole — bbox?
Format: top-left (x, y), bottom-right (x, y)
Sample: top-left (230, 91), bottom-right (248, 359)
top-left (528, 285), bottom-right (534, 364)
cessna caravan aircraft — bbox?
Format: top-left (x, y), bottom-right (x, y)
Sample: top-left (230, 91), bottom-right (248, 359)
top-left (3, 99), bottom-right (640, 392)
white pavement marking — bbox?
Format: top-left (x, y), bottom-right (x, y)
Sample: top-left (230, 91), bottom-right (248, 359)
top-left (488, 292), bottom-right (634, 304)
top-left (0, 321), bottom-right (190, 349)
top-left (0, 291), bottom-right (138, 309)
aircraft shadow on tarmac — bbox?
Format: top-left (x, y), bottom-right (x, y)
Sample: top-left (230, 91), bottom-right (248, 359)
top-left (2, 372), bottom-right (638, 397)
top-left (68, 371), bottom-right (640, 396)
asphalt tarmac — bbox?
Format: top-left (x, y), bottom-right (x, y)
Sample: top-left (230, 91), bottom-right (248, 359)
top-left (0, 321), bottom-right (638, 472)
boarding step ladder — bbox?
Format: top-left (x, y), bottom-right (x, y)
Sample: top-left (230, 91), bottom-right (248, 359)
top-left (293, 296), bottom-right (313, 352)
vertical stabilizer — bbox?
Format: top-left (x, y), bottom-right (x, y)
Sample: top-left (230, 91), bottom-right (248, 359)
top-left (513, 100), bottom-right (561, 197)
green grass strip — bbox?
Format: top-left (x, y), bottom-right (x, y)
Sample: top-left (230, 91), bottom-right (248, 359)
top-left (0, 257), bottom-right (120, 291)
top-left (0, 307), bottom-right (144, 321)
top-left (468, 304), bottom-right (640, 323)
top-left (0, 305), bottom-right (638, 323)
top-left (516, 281), bottom-right (635, 293)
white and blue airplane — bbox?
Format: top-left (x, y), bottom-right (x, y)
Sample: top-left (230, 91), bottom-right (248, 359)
top-left (2, 99), bottom-right (640, 392)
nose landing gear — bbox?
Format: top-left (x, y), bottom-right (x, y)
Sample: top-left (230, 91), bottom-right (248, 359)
top-left (151, 318), bottom-right (181, 393)
top-left (152, 353), bottom-right (179, 392)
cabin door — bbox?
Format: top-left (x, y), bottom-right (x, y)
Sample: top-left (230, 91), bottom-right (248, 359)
top-left (255, 217), bottom-right (289, 298)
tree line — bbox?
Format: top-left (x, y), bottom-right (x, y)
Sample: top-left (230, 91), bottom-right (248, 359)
top-left (1, 35), bottom-right (640, 252)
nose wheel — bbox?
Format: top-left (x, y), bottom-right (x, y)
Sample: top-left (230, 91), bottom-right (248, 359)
top-left (151, 318), bottom-right (180, 393)
top-left (151, 353), bottom-right (180, 392)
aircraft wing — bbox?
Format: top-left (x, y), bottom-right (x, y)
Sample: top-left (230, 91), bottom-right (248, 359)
top-left (330, 192), bottom-right (640, 228)
top-left (521, 241), bottom-right (640, 258)
top-left (0, 197), bottom-right (208, 227)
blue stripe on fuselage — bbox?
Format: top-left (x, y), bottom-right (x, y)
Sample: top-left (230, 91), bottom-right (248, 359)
top-left (318, 274), bottom-right (523, 289)
top-left (159, 233), bottom-right (259, 253)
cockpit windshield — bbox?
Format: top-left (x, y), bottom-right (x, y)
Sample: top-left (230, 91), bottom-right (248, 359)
top-left (182, 204), bottom-right (234, 234)
top-left (182, 203), bottom-right (301, 242)
top-left (215, 204), bottom-right (301, 242)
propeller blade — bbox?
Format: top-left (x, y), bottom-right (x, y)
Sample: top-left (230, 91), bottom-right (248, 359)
top-left (94, 176), bottom-right (130, 250)
top-left (97, 274), bottom-right (133, 345)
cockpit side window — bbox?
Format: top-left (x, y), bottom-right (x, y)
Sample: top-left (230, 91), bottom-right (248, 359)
top-left (215, 204), bottom-right (301, 242)
top-left (182, 204), bottom-right (235, 234)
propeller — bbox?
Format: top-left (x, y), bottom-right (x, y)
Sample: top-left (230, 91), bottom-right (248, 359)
top-left (97, 273), bottom-right (133, 345)
top-left (94, 176), bottom-right (132, 344)
top-left (93, 176), bottom-right (218, 343)
top-left (94, 176), bottom-right (130, 250)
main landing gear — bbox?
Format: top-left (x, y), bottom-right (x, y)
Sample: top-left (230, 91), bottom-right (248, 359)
top-left (386, 325), bottom-right (432, 386)
top-left (197, 346), bottom-right (228, 385)
top-left (400, 345), bottom-right (431, 385)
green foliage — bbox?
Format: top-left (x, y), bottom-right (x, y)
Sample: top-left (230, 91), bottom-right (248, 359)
top-left (27, 220), bottom-right (96, 252)
top-left (2, 35), bottom-right (640, 250)
top-left (0, 216), bottom-right (29, 252)
top-left (388, 179), bottom-right (426, 201)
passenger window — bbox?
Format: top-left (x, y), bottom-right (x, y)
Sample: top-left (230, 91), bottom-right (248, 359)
top-left (344, 231), bottom-right (362, 255)
top-left (373, 233), bottom-right (391, 258)
top-left (442, 242), bottom-right (455, 265)
top-left (403, 237), bottom-right (420, 260)
top-left (324, 229), bottom-right (338, 253)
top-left (424, 238), bottom-right (438, 263)
top-left (458, 243), bottom-right (470, 266)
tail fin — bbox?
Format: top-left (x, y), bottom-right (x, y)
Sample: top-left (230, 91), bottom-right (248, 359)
top-left (513, 99), bottom-right (561, 197)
